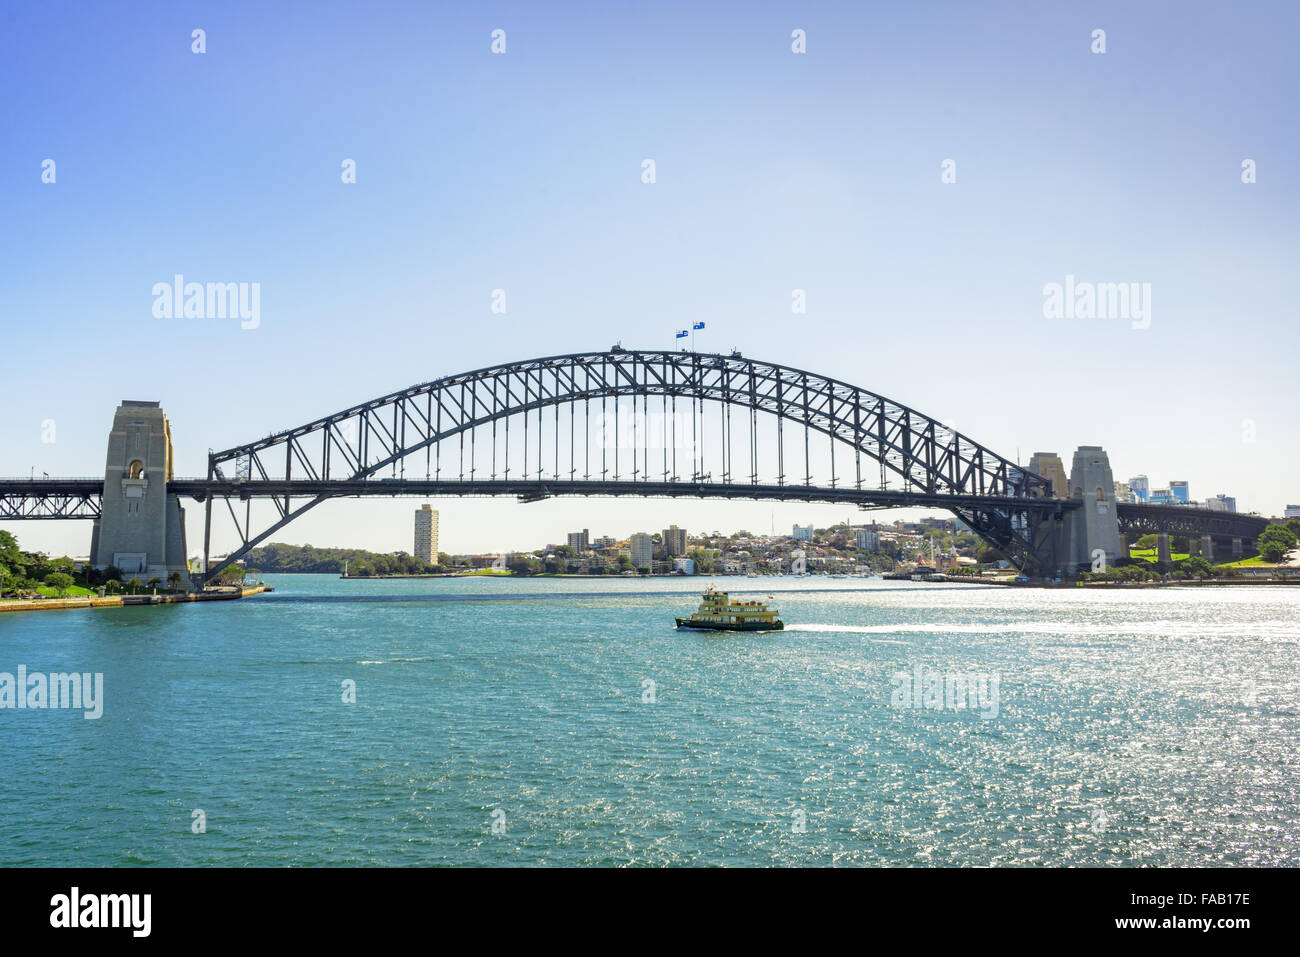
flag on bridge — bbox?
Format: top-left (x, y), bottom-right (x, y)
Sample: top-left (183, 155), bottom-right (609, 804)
top-left (675, 329), bottom-right (688, 338)
top-left (693, 321), bottom-right (705, 330)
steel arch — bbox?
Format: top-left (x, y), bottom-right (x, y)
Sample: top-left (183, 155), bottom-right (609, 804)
top-left (210, 349), bottom-right (1050, 494)
top-left (196, 348), bottom-right (1059, 581)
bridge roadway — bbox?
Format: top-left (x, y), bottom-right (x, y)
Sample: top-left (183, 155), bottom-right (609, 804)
top-left (0, 476), bottom-right (1079, 516)
top-left (2, 475), bottom-right (1271, 542)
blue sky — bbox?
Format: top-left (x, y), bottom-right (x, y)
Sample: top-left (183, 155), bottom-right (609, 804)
top-left (2, 0), bottom-right (1296, 557)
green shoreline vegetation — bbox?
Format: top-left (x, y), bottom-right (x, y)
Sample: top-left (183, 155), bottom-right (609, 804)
top-left (247, 531), bottom-right (904, 579)
top-left (0, 530), bottom-right (249, 600)
top-left (4, 520), bottom-right (1297, 598)
top-left (1070, 524), bottom-right (1299, 583)
top-left (244, 521), bottom-right (1300, 584)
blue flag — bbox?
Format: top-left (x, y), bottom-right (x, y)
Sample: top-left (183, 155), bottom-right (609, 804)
top-left (675, 329), bottom-right (688, 338)
top-left (693, 321), bottom-right (705, 330)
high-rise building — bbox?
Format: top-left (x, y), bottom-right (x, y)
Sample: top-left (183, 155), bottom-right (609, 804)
top-left (1169, 480), bottom-right (1189, 504)
top-left (855, 529), bottom-right (879, 551)
top-left (1285, 505), bottom-right (1300, 519)
top-left (629, 532), bottom-right (654, 569)
top-left (414, 505), bottom-right (439, 563)
top-left (1205, 493), bottom-right (1237, 513)
top-left (1114, 481), bottom-right (1133, 503)
top-left (567, 528), bottom-right (590, 551)
top-left (793, 524), bottom-right (814, 541)
top-left (1027, 452), bottom-right (1068, 498)
top-left (1129, 475), bottom-right (1150, 502)
top-left (1150, 488), bottom-right (1172, 505)
top-left (662, 525), bottom-right (687, 557)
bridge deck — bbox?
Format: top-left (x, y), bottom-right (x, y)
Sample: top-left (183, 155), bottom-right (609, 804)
top-left (4, 479), bottom-right (1271, 543)
top-left (0, 477), bottom-right (1077, 513)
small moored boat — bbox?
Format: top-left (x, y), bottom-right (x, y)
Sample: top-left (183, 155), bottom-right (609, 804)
top-left (675, 586), bottom-right (784, 632)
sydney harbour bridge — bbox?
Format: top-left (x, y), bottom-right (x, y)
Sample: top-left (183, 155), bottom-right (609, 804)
top-left (0, 348), bottom-right (1270, 585)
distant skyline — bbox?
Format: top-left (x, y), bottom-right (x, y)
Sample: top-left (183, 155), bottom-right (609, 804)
top-left (3, 0), bottom-right (1297, 559)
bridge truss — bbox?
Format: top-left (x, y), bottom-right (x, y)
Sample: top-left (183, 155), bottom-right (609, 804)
top-left (0, 481), bottom-right (102, 520)
top-left (1116, 502), bottom-right (1269, 542)
top-left (190, 348), bottom-right (1066, 582)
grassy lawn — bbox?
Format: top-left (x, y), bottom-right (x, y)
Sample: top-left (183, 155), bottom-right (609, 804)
top-left (33, 584), bottom-right (97, 598)
top-left (1220, 555), bottom-right (1275, 567)
top-left (1128, 548), bottom-right (1190, 563)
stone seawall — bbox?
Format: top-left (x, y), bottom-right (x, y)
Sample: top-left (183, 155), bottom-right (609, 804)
top-left (0, 585), bottom-right (271, 614)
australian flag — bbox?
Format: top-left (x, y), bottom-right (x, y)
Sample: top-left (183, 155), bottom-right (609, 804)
top-left (693, 321), bottom-right (705, 331)
top-left (675, 329), bottom-right (688, 339)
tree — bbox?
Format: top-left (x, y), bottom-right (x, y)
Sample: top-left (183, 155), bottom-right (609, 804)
top-left (147, 576), bottom-right (162, 593)
top-left (1259, 524), bottom-right (1297, 550)
top-left (1259, 539), bottom-right (1289, 563)
top-left (507, 555), bottom-right (543, 575)
top-left (45, 572), bottom-right (75, 597)
top-left (687, 548), bottom-right (714, 574)
top-left (104, 579), bottom-right (121, 595)
top-left (217, 566), bottom-right (246, 585)
top-left (1173, 556), bottom-right (1213, 580)
top-left (1256, 526), bottom-right (1296, 565)
top-left (126, 577), bottom-right (143, 595)
top-left (167, 571), bottom-right (184, 592)
top-left (1118, 564), bottom-right (1154, 582)
top-left (0, 532), bottom-right (32, 586)
top-left (1135, 534), bottom-right (1159, 550)
top-left (0, 530), bottom-right (21, 566)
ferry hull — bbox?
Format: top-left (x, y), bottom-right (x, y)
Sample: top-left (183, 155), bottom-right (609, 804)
top-left (675, 617), bottom-right (784, 632)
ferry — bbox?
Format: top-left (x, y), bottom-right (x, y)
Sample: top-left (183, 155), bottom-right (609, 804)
top-left (675, 587), bottom-right (784, 632)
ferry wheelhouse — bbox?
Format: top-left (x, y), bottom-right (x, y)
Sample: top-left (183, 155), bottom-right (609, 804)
top-left (675, 587), bottom-right (784, 632)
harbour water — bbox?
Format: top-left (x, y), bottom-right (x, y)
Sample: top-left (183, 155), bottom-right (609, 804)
top-left (1, 575), bottom-right (1297, 866)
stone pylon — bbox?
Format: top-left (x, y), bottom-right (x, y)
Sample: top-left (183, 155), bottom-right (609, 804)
top-left (1027, 452), bottom-right (1069, 498)
top-left (1065, 446), bottom-right (1123, 573)
top-left (89, 402), bottom-right (190, 584)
